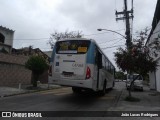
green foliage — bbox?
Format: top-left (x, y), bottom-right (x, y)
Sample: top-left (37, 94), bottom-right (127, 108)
top-left (48, 30), bottom-right (83, 48)
top-left (114, 47), bottom-right (157, 76)
top-left (25, 55), bottom-right (48, 87)
top-left (0, 48), bottom-right (8, 54)
top-left (114, 28), bottom-right (157, 99)
top-left (114, 28), bottom-right (157, 76)
top-left (115, 71), bottom-right (126, 80)
top-left (25, 56), bottom-right (48, 75)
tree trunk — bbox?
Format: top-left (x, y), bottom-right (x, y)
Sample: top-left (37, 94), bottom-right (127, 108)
top-left (128, 75), bottom-right (140, 98)
top-left (31, 72), bottom-right (39, 87)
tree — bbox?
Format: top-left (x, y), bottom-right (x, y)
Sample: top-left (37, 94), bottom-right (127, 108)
top-left (0, 47), bottom-right (8, 54)
top-left (25, 56), bottom-right (48, 87)
top-left (114, 28), bottom-right (157, 99)
top-left (48, 30), bottom-right (83, 48)
top-left (115, 71), bottom-right (126, 80)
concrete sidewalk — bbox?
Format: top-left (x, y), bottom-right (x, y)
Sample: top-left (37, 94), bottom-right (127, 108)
top-left (0, 84), bottom-right (61, 97)
top-left (109, 85), bottom-right (160, 111)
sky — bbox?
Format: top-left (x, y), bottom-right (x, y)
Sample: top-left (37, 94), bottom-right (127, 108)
top-left (0, 0), bottom-right (158, 68)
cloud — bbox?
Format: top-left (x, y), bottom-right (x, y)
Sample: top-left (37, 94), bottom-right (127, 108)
top-left (0, 0), bottom-right (158, 68)
top-left (57, 0), bottom-right (119, 32)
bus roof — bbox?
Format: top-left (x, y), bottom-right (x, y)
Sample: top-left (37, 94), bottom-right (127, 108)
top-left (58, 38), bottom-right (95, 42)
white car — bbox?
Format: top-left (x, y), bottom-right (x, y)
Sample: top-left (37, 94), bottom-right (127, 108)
top-left (126, 74), bottom-right (143, 91)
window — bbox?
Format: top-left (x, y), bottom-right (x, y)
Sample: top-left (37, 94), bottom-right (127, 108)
top-left (56, 40), bottom-right (91, 54)
top-left (102, 55), bottom-right (105, 68)
top-left (106, 59), bottom-right (109, 71)
top-left (0, 33), bottom-right (5, 43)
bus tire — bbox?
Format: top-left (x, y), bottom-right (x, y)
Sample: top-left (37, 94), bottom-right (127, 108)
top-left (113, 81), bottom-right (115, 87)
top-left (99, 81), bottom-right (106, 96)
top-left (111, 81), bottom-right (115, 90)
top-left (72, 87), bottom-right (81, 94)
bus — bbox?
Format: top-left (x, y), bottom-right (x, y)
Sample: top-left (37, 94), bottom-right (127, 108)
top-left (48, 38), bottom-right (115, 95)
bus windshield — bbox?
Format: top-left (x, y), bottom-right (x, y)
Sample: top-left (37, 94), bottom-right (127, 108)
top-left (56, 40), bottom-right (91, 54)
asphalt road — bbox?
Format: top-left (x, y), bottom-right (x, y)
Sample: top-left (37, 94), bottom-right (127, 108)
top-left (0, 82), bottom-right (124, 111)
top-left (0, 81), bottom-right (159, 120)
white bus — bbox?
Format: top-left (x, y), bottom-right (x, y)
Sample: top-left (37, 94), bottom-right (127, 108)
top-left (48, 38), bottom-right (115, 95)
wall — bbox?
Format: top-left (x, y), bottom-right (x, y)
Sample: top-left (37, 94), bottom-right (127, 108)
top-left (0, 63), bottom-right (32, 86)
top-left (147, 20), bottom-right (160, 92)
top-left (149, 71), bottom-right (156, 90)
top-left (0, 53), bottom-right (31, 86)
top-left (0, 27), bottom-right (14, 47)
top-left (156, 59), bottom-right (160, 92)
top-left (0, 53), bottom-right (48, 86)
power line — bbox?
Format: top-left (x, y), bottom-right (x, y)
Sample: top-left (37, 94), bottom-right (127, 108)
top-left (84, 29), bottom-right (125, 37)
top-left (101, 38), bottom-right (125, 50)
top-left (101, 45), bottom-right (125, 49)
top-left (9, 29), bottom-right (126, 41)
top-left (98, 37), bottom-right (123, 44)
top-left (110, 39), bottom-right (124, 46)
top-left (12, 38), bottom-right (50, 41)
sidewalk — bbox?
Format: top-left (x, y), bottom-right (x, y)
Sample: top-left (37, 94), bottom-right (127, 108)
top-left (0, 83), bottom-right (61, 97)
top-left (110, 85), bottom-right (160, 111)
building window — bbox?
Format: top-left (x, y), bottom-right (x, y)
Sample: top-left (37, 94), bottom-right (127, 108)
top-left (0, 33), bottom-right (5, 43)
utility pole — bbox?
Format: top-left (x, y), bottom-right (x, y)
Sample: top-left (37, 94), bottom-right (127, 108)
top-left (115, 0), bottom-right (133, 49)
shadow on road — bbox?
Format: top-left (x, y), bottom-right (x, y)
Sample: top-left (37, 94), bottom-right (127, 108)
top-left (54, 88), bottom-right (114, 106)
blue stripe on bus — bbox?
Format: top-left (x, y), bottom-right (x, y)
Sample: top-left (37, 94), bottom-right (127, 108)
top-left (86, 42), bottom-right (95, 64)
top-left (50, 46), bottom-right (56, 62)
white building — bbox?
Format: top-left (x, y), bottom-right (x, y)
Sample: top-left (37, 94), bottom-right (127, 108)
top-left (146, 0), bottom-right (160, 92)
top-left (0, 26), bottom-right (14, 53)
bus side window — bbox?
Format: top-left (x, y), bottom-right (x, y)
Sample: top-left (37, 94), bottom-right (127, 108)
top-left (95, 48), bottom-right (98, 64)
top-left (95, 47), bottom-right (102, 69)
top-left (97, 51), bottom-right (102, 69)
top-left (102, 55), bottom-right (105, 68)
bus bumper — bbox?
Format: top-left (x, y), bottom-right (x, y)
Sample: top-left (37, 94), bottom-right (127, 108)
top-left (48, 77), bottom-right (94, 90)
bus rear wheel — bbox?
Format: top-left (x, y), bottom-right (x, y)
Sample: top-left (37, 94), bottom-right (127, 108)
top-left (99, 81), bottom-right (106, 96)
top-left (72, 87), bottom-right (82, 94)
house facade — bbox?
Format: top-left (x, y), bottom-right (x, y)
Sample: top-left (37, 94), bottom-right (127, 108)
top-left (146, 0), bottom-right (160, 92)
top-left (0, 26), bottom-right (14, 53)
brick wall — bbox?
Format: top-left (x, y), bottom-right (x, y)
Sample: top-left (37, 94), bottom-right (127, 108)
top-left (0, 53), bottom-right (48, 86)
top-left (0, 53), bottom-right (28, 65)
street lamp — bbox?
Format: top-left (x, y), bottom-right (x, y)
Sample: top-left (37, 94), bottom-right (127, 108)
top-left (97, 28), bottom-right (126, 39)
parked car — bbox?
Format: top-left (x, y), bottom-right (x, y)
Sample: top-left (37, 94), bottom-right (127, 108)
top-left (115, 79), bottom-right (119, 82)
top-left (126, 74), bottom-right (143, 91)
top-left (123, 79), bottom-right (126, 82)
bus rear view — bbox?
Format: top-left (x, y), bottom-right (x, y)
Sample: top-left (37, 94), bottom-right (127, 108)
top-left (49, 38), bottom-right (115, 95)
top-left (48, 38), bottom-right (93, 91)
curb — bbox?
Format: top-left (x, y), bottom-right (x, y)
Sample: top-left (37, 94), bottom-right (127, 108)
top-left (0, 86), bottom-right (61, 98)
top-left (113, 89), bottom-right (124, 107)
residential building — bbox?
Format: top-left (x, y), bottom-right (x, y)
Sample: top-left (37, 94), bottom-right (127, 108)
top-left (12, 47), bottom-right (50, 63)
top-left (146, 0), bottom-right (160, 92)
top-left (0, 26), bottom-right (14, 53)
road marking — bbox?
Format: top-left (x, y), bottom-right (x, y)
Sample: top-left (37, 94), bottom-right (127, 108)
top-left (53, 92), bottom-right (72, 96)
top-left (39, 88), bottom-right (72, 95)
top-left (99, 96), bottom-right (116, 100)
